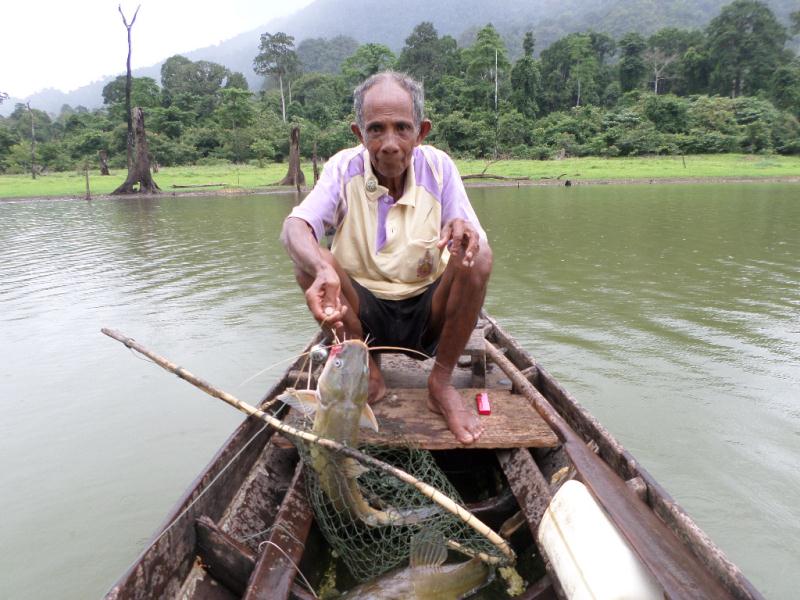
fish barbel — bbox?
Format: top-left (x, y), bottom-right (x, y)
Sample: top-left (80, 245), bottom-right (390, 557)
top-left (279, 339), bottom-right (436, 527)
top-left (341, 532), bottom-right (491, 599)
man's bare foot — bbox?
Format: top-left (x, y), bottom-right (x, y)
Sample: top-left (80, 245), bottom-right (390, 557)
top-left (428, 373), bottom-right (485, 444)
top-left (368, 354), bottom-right (387, 404)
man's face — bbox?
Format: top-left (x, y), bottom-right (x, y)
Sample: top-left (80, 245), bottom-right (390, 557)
top-left (352, 80), bottom-right (430, 182)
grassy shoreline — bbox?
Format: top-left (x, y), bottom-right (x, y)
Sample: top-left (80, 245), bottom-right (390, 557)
top-left (1, 154), bottom-right (798, 200)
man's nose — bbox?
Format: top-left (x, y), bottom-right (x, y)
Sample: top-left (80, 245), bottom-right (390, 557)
top-left (381, 132), bottom-right (400, 153)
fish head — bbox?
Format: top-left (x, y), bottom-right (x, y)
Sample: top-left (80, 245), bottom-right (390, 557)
top-left (315, 339), bottom-right (370, 440)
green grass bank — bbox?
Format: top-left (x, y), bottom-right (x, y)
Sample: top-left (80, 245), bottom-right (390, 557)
top-left (1, 154), bottom-right (799, 200)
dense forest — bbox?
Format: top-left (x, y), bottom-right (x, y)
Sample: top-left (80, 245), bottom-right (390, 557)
top-left (1, 0), bottom-right (799, 175)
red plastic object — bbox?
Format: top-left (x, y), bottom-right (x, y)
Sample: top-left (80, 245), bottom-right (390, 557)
top-left (476, 392), bottom-right (491, 415)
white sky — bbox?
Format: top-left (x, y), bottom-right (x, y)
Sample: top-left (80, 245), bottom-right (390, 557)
top-left (0, 0), bottom-right (315, 98)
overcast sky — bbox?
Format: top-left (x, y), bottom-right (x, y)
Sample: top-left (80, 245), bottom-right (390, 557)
top-left (0, 0), bottom-right (315, 98)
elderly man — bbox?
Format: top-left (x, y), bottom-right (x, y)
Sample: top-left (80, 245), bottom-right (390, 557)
top-left (281, 71), bottom-right (492, 444)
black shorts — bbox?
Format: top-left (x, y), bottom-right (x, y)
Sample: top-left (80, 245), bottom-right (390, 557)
top-left (351, 277), bottom-right (441, 358)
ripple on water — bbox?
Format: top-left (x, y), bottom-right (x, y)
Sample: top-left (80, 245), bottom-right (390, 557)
top-left (2, 187), bottom-right (800, 599)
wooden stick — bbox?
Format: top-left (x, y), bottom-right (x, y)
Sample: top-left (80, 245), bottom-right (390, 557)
top-left (485, 339), bottom-right (734, 599)
top-left (101, 328), bottom-right (515, 565)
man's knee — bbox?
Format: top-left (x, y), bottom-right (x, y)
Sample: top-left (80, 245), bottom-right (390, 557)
top-left (453, 242), bottom-right (492, 288)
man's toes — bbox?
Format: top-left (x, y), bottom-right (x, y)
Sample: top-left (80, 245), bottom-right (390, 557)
top-left (456, 428), bottom-right (475, 444)
top-left (466, 419), bottom-right (484, 440)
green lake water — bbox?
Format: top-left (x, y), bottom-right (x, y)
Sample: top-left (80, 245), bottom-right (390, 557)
top-left (1, 183), bottom-right (798, 598)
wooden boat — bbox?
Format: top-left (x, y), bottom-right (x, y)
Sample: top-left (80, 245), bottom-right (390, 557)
top-left (105, 314), bottom-right (763, 600)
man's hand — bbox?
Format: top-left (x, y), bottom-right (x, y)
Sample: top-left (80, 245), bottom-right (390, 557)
top-left (438, 218), bottom-right (481, 267)
top-left (304, 264), bottom-right (347, 331)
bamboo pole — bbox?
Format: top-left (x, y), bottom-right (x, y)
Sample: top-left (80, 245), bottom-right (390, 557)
top-left (101, 328), bottom-right (515, 565)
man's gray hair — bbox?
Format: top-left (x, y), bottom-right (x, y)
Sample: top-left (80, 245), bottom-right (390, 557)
top-left (353, 71), bottom-right (425, 133)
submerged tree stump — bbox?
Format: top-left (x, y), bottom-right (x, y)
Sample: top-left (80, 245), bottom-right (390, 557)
top-left (111, 107), bottom-right (160, 195)
top-left (98, 150), bottom-right (110, 175)
top-left (278, 125), bottom-right (305, 191)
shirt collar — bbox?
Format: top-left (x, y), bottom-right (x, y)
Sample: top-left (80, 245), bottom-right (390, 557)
top-left (362, 148), bottom-right (416, 207)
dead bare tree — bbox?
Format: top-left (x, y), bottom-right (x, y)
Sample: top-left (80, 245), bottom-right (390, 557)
top-left (112, 4), bottom-right (159, 195)
top-left (643, 48), bottom-right (677, 95)
top-left (278, 125), bottom-right (305, 191)
top-left (119, 4), bottom-right (138, 168)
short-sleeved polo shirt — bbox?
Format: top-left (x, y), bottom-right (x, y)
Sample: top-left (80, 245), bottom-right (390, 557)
top-left (289, 145), bottom-right (486, 301)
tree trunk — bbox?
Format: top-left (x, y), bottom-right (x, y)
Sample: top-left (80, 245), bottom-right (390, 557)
top-left (111, 107), bottom-right (160, 194)
top-left (279, 75), bottom-right (286, 123)
top-left (27, 102), bottom-right (36, 180)
top-left (98, 150), bottom-right (110, 175)
top-left (312, 141), bottom-right (320, 186)
top-left (278, 125), bottom-right (305, 190)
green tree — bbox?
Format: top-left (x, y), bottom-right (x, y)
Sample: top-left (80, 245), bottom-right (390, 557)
top-left (464, 24), bottom-right (510, 112)
top-left (397, 22), bottom-right (460, 86)
top-left (147, 105), bottom-right (192, 140)
top-left (0, 122), bottom-right (19, 172)
top-left (706, 0), bottom-right (788, 98)
top-left (677, 45), bottom-right (712, 95)
top-left (215, 88), bottom-right (255, 163)
top-left (102, 76), bottom-right (161, 122)
top-left (160, 55), bottom-right (193, 106)
top-left (540, 33), bottom-right (603, 111)
top-left (292, 73), bottom-right (348, 125)
top-left (510, 32), bottom-right (540, 117)
top-left (341, 44), bottom-right (397, 87)
top-left (225, 72), bottom-right (249, 90)
top-left (180, 60), bottom-right (234, 118)
top-left (254, 32), bottom-right (299, 122)
top-left (771, 60), bottom-right (800, 117)
top-left (618, 33), bottom-right (648, 92)
top-left (7, 103), bottom-right (54, 143)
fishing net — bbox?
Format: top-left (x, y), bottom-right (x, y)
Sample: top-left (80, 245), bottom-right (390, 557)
top-left (292, 433), bottom-right (511, 582)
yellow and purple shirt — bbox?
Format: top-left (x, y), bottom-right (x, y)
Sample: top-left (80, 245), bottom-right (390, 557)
top-left (290, 145), bottom-right (486, 301)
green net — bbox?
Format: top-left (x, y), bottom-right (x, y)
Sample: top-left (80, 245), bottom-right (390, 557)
top-left (293, 432), bottom-right (510, 582)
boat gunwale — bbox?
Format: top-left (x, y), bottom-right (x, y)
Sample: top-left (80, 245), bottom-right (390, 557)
top-left (484, 313), bottom-right (763, 600)
top-left (105, 333), bottom-right (323, 599)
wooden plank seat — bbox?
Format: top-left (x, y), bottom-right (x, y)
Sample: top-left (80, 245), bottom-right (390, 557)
top-left (360, 387), bottom-right (558, 449)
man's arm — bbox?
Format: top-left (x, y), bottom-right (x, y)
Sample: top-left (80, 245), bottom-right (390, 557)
top-left (435, 149), bottom-right (486, 268)
top-left (281, 217), bottom-right (347, 329)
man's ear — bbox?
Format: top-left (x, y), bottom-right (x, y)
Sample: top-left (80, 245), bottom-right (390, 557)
top-left (416, 119), bottom-right (432, 145)
top-left (351, 122), bottom-right (364, 144)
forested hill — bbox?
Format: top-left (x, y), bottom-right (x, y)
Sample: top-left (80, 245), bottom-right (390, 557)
top-left (7, 0), bottom-right (797, 115)
top-left (262, 0), bottom-right (796, 53)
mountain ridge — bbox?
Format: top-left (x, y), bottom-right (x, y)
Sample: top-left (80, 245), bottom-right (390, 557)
top-left (3, 0), bottom-right (795, 116)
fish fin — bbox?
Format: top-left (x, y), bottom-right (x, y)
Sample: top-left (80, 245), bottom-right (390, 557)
top-left (342, 458), bottom-right (370, 479)
top-left (276, 388), bottom-right (319, 417)
top-left (359, 404), bottom-right (380, 432)
top-left (409, 531), bottom-right (448, 569)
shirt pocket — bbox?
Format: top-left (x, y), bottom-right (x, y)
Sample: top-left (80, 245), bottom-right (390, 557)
top-left (396, 235), bottom-right (442, 283)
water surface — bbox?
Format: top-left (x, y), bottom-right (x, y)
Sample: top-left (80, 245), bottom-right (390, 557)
top-left (1, 183), bottom-right (798, 598)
